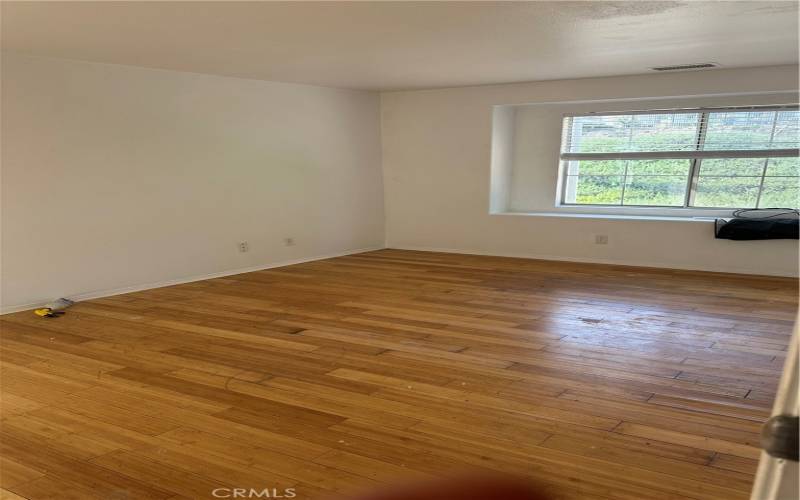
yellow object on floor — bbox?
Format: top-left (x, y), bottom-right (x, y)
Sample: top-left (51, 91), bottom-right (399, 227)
top-left (33, 298), bottom-right (74, 318)
top-left (34, 308), bottom-right (64, 317)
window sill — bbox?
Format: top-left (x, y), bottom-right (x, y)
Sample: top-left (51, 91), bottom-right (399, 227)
top-left (494, 211), bottom-right (719, 222)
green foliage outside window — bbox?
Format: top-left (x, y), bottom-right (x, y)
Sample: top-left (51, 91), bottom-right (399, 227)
top-left (564, 126), bottom-right (800, 208)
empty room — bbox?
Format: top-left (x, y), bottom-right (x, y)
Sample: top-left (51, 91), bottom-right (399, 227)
top-left (1, 1), bottom-right (799, 499)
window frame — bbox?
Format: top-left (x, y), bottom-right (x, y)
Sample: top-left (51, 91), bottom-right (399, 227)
top-left (557, 104), bottom-right (800, 211)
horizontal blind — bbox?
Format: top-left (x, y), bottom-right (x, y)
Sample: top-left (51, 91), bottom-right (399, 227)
top-left (561, 105), bottom-right (800, 160)
top-left (564, 104), bottom-right (799, 118)
top-left (560, 149), bottom-right (799, 160)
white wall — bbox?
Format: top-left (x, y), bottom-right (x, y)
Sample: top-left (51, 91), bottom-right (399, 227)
top-left (3, 57), bottom-right (797, 314)
top-left (489, 105), bottom-right (515, 214)
top-left (381, 66), bottom-right (800, 276)
top-left (1, 54), bottom-right (385, 311)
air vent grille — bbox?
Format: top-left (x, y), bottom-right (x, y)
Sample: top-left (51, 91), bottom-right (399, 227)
top-left (651, 63), bottom-right (718, 71)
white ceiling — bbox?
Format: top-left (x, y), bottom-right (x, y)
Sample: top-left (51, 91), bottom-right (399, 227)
top-left (2, 1), bottom-right (798, 91)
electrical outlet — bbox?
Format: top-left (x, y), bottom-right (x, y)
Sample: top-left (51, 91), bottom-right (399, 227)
top-left (284, 238), bottom-right (295, 247)
top-left (594, 234), bottom-right (609, 245)
top-left (238, 241), bottom-right (249, 253)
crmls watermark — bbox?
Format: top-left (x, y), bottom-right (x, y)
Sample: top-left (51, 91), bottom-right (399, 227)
top-left (212, 488), bottom-right (297, 498)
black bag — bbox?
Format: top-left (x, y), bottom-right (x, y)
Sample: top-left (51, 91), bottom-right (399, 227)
top-left (715, 209), bottom-right (799, 240)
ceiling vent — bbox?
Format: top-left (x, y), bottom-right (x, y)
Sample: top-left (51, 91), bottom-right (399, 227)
top-left (651, 63), bottom-right (719, 72)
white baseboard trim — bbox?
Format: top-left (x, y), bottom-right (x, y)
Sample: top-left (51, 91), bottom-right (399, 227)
top-left (389, 245), bottom-right (799, 278)
top-left (0, 245), bottom-right (386, 315)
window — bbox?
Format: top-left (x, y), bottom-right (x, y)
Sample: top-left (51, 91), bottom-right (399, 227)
top-left (559, 106), bottom-right (800, 210)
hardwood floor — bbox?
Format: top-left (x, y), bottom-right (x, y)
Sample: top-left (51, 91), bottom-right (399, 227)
top-left (1, 249), bottom-right (796, 500)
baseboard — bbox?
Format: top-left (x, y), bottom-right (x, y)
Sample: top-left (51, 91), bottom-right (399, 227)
top-left (388, 245), bottom-right (799, 278)
top-left (5, 243), bottom-right (793, 314)
top-left (0, 245), bottom-right (386, 315)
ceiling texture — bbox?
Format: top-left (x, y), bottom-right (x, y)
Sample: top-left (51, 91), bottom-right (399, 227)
top-left (2, 1), bottom-right (798, 91)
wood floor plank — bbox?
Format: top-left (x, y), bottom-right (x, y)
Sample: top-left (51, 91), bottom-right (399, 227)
top-left (1, 249), bottom-right (795, 499)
